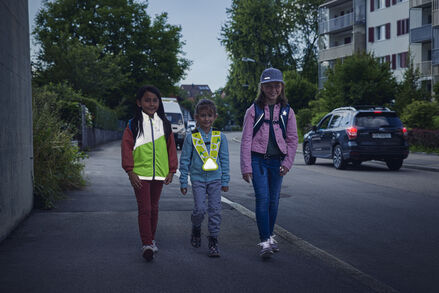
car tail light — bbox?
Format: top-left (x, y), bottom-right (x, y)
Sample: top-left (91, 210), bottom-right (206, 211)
top-left (346, 126), bottom-right (358, 140)
top-left (401, 127), bottom-right (408, 138)
top-left (374, 111), bottom-right (382, 114)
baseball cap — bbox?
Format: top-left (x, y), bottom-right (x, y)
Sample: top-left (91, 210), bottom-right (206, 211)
top-left (260, 67), bottom-right (284, 84)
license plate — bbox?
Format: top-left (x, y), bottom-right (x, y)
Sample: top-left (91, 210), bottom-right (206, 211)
top-left (372, 133), bottom-right (391, 139)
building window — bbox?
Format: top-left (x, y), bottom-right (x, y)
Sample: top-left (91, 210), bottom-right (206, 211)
top-left (398, 52), bottom-right (408, 68)
top-left (376, 25), bottom-right (386, 41)
top-left (375, 0), bottom-right (386, 9)
top-left (344, 37), bottom-right (352, 44)
top-left (397, 19), bottom-right (409, 36)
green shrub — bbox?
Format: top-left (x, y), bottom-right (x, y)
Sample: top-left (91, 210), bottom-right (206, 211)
top-left (296, 108), bottom-right (313, 133)
top-left (407, 128), bottom-right (439, 150)
top-left (401, 101), bottom-right (439, 129)
top-left (33, 87), bottom-right (86, 209)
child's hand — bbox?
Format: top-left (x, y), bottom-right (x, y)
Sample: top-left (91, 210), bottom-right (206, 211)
top-left (164, 173), bottom-right (174, 185)
top-left (180, 188), bottom-right (187, 195)
top-left (280, 166), bottom-right (289, 176)
top-left (242, 173), bottom-right (252, 183)
top-left (221, 186), bottom-right (229, 192)
top-left (128, 171), bottom-right (142, 190)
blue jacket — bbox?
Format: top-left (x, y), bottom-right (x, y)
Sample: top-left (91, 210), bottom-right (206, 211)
top-left (179, 128), bottom-right (230, 188)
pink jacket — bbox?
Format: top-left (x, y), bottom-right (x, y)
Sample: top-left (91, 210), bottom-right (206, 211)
top-left (240, 103), bottom-right (298, 174)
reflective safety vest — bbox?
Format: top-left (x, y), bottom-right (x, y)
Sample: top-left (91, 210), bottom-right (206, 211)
top-left (191, 130), bottom-right (221, 171)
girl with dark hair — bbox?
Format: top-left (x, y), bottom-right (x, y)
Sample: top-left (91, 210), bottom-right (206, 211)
top-left (121, 85), bottom-right (178, 261)
top-left (240, 68), bottom-right (298, 259)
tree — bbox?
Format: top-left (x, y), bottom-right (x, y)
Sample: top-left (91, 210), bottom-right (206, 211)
top-left (284, 70), bottom-right (317, 111)
top-left (220, 0), bottom-right (299, 123)
top-left (401, 100), bottom-right (439, 129)
top-left (394, 58), bottom-right (431, 114)
top-left (33, 0), bottom-right (190, 114)
top-left (220, 0), bottom-right (323, 124)
top-left (315, 53), bottom-right (397, 113)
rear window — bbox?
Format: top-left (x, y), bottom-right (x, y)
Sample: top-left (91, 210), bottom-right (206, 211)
top-left (166, 113), bottom-right (183, 124)
top-left (354, 113), bottom-right (403, 128)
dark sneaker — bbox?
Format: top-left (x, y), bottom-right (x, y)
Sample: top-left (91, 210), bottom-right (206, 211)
top-left (208, 236), bottom-right (220, 257)
top-left (258, 240), bottom-right (273, 259)
top-left (142, 245), bottom-right (154, 261)
top-left (191, 226), bottom-right (201, 248)
top-left (269, 235), bottom-right (279, 252)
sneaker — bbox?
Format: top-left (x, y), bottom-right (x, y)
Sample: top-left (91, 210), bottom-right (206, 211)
top-left (258, 240), bottom-right (273, 259)
top-left (191, 226), bottom-right (201, 248)
top-left (269, 235), bottom-right (279, 252)
top-left (151, 240), bottom-right (158, 253)
top-left (207, 236), bottom-right (220, 257)
top-left (142, 245), bottom-right (154, 261)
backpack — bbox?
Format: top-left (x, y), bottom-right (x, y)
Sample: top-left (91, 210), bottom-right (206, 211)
top-left (253, 102), bottom-right (290, 139)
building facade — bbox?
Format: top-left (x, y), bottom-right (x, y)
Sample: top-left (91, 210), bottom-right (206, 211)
top-left (410, 0), bottom-right (439, 92)
top-left (318, 0), bottom-right (367, 88)
top-left (367, 0), bottom-right (410, 82)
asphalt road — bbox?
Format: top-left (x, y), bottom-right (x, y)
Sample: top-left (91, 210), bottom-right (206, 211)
top-left (1, 132), bottom-right (438, 293)
top-left (225, 132), bottom-right (439, 293)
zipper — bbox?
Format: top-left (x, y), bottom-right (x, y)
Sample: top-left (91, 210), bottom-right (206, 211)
top-left (149, 117), bottom-right (155, 179)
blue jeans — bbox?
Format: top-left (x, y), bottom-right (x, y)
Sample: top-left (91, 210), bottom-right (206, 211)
top-left (251, 154), bottom-right (283, 241)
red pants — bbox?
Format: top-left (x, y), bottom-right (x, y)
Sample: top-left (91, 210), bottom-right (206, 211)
top-left (134, 180), bottom-right (164, 245)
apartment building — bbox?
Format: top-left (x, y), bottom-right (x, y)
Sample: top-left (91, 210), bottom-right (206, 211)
top-left (318, 0), bottom-right (414, 88)
top-left (318, 0), bottom-right (367, 88)
top-left (367, 0), bottom-right (410, 82)
top-left (410, 0), bottom-right (439, 92)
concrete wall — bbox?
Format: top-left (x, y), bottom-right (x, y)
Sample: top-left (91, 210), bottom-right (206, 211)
top-left (0, 0), bottom-right (33, 241)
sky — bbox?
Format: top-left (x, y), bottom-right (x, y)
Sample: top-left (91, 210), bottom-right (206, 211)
top-left (28, 0), bottom-right (232, 92)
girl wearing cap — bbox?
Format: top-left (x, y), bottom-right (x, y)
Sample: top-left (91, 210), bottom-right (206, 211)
top-left (240, 68), bottom-right (298, 259)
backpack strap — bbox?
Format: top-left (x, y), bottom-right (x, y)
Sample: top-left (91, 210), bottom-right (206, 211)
top-left (252, 103), bottom-right (290, 139)
top-left (253, 103), bottom-right (265, 137)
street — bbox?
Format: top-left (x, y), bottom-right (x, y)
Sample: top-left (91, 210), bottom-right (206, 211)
top-left (1, 132), bottom-right (438, 293)
top-left (226, 132), bottom-right (439, 293)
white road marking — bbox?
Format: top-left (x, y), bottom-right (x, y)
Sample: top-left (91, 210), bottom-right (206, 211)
top-left (221, 196), bottom-right (399, 293)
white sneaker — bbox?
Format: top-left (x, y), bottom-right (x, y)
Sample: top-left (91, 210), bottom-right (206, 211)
top-left (142, 245), bottom-right (154, 261)
top-left (151, 240), bottom-right (158, 253)
top-left (258, 240), bottom-right (273, 258)
top-left (269, 235), bottom-right (279, 252)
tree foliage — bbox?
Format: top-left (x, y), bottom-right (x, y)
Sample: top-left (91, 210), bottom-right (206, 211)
top-left (284, 70), bottom-right (317, 111)
top-left (220, 0), bottom-right (322, 124)
top-left (314, 53), bottom-right (397, 112)
top-left (401, 100), bottom-right (439, 129)
top-left (33, 0), bottom-right (190, 116)
top-left (394, 59), bottom-right (431, 114)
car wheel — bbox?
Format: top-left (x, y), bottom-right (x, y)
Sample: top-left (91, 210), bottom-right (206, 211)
top-left (386, 159), bottom-right (403, 171)
top-left (333, 145), bottom-right (347, 170)
top-left (303, 143), bottom-right (316, 165)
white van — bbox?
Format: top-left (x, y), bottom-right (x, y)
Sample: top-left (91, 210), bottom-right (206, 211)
top-left (162, 97), bottom-right (186, 149)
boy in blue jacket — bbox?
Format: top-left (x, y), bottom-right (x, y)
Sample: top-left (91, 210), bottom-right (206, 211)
top-left (179, 99), bottom-right (230, 257)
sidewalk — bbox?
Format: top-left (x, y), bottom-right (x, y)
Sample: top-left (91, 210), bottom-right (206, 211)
top-left (0, 141), bottom-right (394, 293)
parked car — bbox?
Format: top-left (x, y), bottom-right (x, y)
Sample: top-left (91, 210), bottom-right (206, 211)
top-left (162, 97), bottom-right (186, 149)
top-left (303, 106), bottom-right (409, 170)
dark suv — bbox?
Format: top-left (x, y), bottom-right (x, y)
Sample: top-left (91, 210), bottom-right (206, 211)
top-left (303, 106), bottom-right (409, 170)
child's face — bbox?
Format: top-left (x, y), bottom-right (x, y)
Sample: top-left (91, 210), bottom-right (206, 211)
top-left (195, 109), bottom-right (217, 131)
top-left (137, 91), bottom-right (159, 117)
top-left (261, 82), bottom-right (283, 104)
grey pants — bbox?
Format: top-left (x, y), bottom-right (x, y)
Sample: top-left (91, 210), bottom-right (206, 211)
top-left (191, 180), bottom-right (222, 237)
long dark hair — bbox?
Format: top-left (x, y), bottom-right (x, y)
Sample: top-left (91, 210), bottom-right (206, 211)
top-left (131, 85), bottom-right (172, 143)
top-left (254, 83), bottom-right (288, 109)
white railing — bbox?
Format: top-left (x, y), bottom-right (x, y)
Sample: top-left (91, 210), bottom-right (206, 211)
top-left (410, 0), bottom-right (432, 8)
top-left (318, 43), bottom-right (354, 62)
top-left (319, 12), bottom-right (354, 35)
top-left (415, 61), bottom-right (432, 76)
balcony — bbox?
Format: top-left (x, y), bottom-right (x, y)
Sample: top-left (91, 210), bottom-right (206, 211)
top-left (319, 12), bottom-right (354, 35)
top-left (432, 48), bottom-right (439, 65)
top-left (319, 43), bottom-right (354, 62)
top-left (410, 24), bottom-right (432, 43)
top-left (415, 61), bottom-right (432, 76)
top-left (410, 0), bottom-right (432, 8)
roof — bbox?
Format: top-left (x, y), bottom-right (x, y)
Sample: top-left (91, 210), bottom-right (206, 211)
top-left (180, 84), bottom-right (212, 98)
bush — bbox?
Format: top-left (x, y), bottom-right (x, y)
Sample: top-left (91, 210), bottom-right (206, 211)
top-left (296, 108), bottom-right (313, 134)
top-left (33, 87), bottom-right (86, 209)
top-left (43, 83), bottom-right (120, 130)
top-left (407, 128), bottom-right (439, 150)
top-left (401, 101), bottom-right (439, 129)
